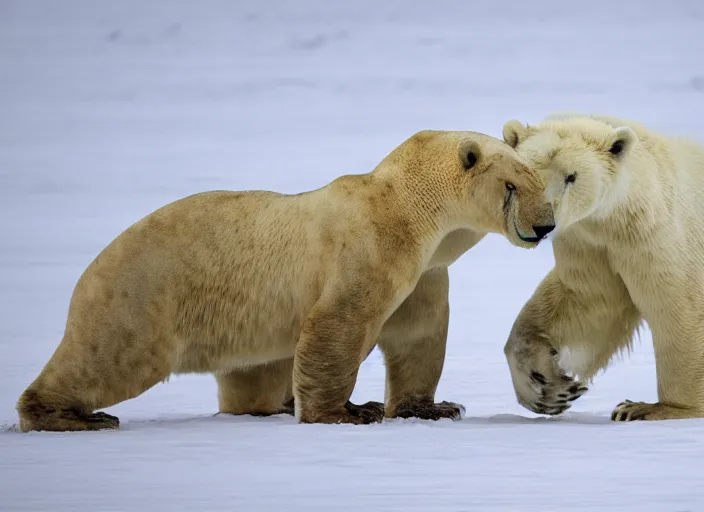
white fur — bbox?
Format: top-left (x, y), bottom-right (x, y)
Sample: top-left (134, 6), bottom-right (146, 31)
top-left (556, 346), bottom-right (593, 379)
top-left (503, 112), bottom-right (704, 421)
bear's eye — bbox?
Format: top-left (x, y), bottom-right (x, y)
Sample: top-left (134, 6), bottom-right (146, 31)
top-left (504, 182), bottom-right (515, 209)
top-left (609, 140), bottom-right (624, 155)
top-left (464, 151), bottom-right (477, 170)
top-left (565, 173), bottom-right (576, 185)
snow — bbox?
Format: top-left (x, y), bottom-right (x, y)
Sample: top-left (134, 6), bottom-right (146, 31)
top-left (2, 0), bottom-right (704, 510)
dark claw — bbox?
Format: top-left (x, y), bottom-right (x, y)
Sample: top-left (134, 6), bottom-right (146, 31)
top-left (438, 401), bottom-right (466, 418)
top-left (281, 397), bottom-right (295, 415)
top-left (531, 371), bottom-right (547, 385)
top-left (546, 407), bottom-right (567, 415)
top-left (534, 403), bottom-right (570, 416)
top-left (612, 401), bottom-right (646, 422)
top-left (86, 411), bottom-right (120, 428)
top-left (91, 412), bottom-right (115, 420)
top-left (394, 400), bottom-right (464, 421)
top-left (611, 411), bottom-right (628, 421)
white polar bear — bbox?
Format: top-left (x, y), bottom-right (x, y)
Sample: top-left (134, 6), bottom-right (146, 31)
top-left (501, 112), bottom-right (704, 422)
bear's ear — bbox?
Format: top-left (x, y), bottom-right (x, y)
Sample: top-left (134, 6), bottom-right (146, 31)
top-left (502, 120), bottom-right (528, 148)
top-left (458, 138), bottom-right (483, 171)
top-left (605, 126), bottom-right (638, 159)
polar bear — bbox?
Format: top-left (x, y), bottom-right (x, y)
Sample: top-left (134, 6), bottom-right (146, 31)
top-left (501, 112), bottom-right (704, 422)
top-left (16, 129), bottom-right (555, 432)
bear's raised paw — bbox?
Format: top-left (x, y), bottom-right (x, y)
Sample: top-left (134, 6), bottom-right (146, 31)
top-left (528, 371), bottom-right (588, 415)
top-left (505, 334), bottom-right (589, 417)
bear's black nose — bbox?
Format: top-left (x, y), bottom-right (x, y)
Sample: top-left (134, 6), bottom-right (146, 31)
top-left (532, 225), bottom-right (555, 239)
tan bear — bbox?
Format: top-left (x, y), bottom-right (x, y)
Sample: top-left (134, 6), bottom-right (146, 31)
top-left (17, 129), bottom-right (555, 432)
top-left (501, 112), bottom-right (704, 422)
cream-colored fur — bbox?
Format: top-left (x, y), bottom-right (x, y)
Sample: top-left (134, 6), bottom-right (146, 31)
top-left (502, 112), bottom-right (704, 421)
top-left (17, 129), bottom-right (555, 432)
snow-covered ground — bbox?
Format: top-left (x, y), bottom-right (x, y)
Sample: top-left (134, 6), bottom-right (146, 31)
top-left (2, 1), bottom-right (704, 510)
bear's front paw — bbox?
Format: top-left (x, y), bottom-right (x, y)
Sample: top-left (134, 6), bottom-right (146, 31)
top-left (345, 400), bottom-right (386, 423)
top-left (506, 338), bottom-right (588, 416)
top-left (389, 398), bottom-right (465, 421)
top-left (524, 370), bottom-right (588, 416)
top-left (611, 400), bottom-right (651, 421)
top-left (298, 401), bottom-right (385, 425)
top-left (610, 400), bottom-right (697, 422)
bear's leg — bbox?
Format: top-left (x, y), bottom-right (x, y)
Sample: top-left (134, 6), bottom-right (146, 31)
top-left (16, 388), bottom-right (121, 432)
top-left (16, 328), bottom-right (172, 433)
top-left (282, 345), bottom-right (383, 416)
top-left (610, 326), bottom-right (704, 422)
top-left (292, 301), bottom-right (387, 425)
top-left (505, 265), bottom-right (642, 416)
top-left (216, 358), bottom-right (293, 416)
top-left (377, 267), bottom-right (464, 421)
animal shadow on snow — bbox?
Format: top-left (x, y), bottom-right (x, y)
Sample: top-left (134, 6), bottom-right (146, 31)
top-left (0, 411), bottom-right (611, 434)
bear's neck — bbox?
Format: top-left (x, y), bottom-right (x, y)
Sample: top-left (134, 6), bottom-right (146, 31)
top-left (370, 165), bottom-right (461, 252)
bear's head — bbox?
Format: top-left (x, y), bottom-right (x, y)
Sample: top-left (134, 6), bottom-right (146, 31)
top-left (395, 130), bottom-right (556, 248)
top-left (502, 117), bottom-right (638, 233)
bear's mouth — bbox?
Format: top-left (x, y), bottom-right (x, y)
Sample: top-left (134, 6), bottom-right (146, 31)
top-left (514, 224), bottom-right (542, 244)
